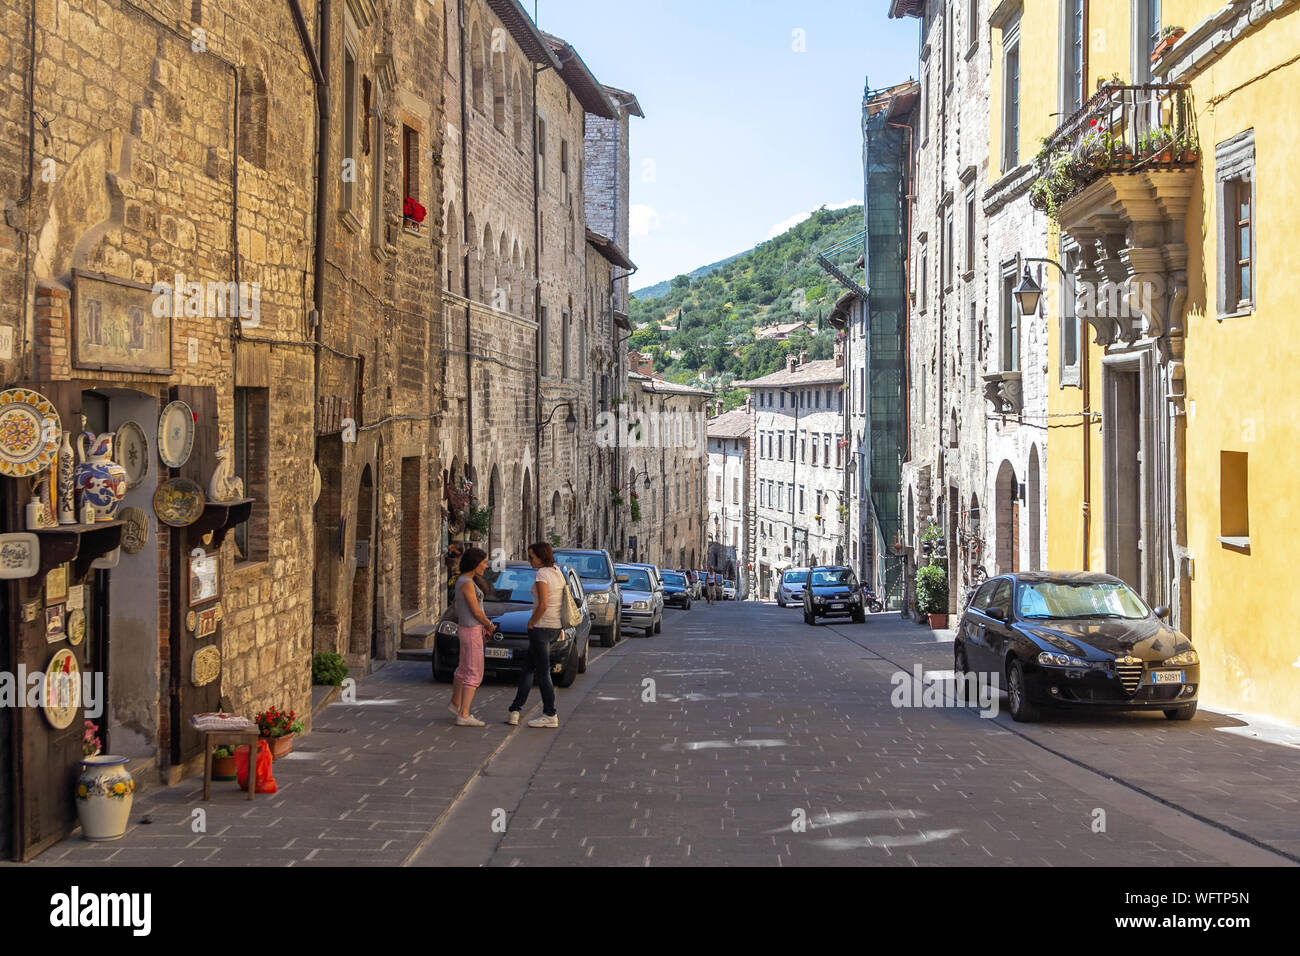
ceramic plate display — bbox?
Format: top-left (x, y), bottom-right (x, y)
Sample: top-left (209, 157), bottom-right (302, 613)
top-left (191, 645), bottom-right (221, 687)
top-left (0, 533), bottom-right (40, 580)
top-left (43, 649), bottom-right (80, 729)
top-left (119, 507), bottom-right (149, 554)
top-left (114, 420), bottom-right (149, 488)
top-left (0, 388), bottom-right (61, 477)
top-left (66, 608), bottom-right (86, 646)
top-left (158, 400), bottom-right (195, 468)
top-left (153, 477), bottom-right (205, 527)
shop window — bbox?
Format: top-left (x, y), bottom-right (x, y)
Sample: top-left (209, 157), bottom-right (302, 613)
top-left (233, 387), bottom-right (268, 563)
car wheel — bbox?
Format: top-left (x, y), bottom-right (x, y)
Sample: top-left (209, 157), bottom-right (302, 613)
top-left (654, 613), bottom-right (662, 634)
top-left (777, 597), bottom-right (786, 607)
top-left (577, 638), bottom-right (588, 674)
top-left (954, 642), bottom-right (969, 676)
top-left (852, 607), bottom-right (866, 623)
top-left (556, 645), bottom-right (579, 688)
top-left (685, 598), bottom-right (691, 610)
top-left (803, 608), bottom-right (813, 626)
top-left (1007, 659), bottom-right (1040, 722)
top-left (601, 624), bottom-right (615, 648)
top-left (1164, 702), bottom-right (1197, 721)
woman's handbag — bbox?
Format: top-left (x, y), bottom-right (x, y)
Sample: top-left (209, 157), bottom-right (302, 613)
top-left (561, 580), bottom-right (584, 627)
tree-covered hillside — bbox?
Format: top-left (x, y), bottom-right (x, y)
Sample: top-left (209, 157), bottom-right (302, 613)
top-left (627, 205), bottom-right (863, 411)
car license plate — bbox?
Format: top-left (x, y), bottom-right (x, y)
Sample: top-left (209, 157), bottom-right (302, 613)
top-left (1151, 670), bottom-right (1184, 684)
top-left (484, 647), bottom-right (510, 660)
top-left (830, 603), bottom-right (844, 610)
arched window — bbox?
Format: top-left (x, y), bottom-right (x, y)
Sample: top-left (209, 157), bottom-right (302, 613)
top-left (445, 201), bottom-right (461, 295)
top-left (513, 67), bottom-right (525, 147)
top-left (492, 43), bottom-right (507, 131)
top-left (470, 23), bottom-right (485, 111)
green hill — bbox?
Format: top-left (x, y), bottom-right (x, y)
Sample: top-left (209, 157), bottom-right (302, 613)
top-left (627, 204), bottom-right (864, 411)
top-left (632, 250), bottom-right (747, 300)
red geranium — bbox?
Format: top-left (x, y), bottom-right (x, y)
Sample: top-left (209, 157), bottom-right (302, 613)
top-left (403, 197), bottom-right (427, 223)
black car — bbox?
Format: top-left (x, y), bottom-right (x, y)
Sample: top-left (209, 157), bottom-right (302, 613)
top-left (661, 570), bottom-right (692, 609)
top-left (803, 566), bottom-right (866, 624)
top-left (433, 562), bottom-right (592, 688)
top-left (954, 571), bottom-right (1200, 722)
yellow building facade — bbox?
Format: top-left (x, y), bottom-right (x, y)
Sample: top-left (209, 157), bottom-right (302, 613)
top-left (1022, 0), bottom-right (1300, 724)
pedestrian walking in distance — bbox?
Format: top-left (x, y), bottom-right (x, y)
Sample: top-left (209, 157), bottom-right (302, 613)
top-left (507, 542), bottom-right (564, 728)
top-left (450, 547), bottom-right (497, 726)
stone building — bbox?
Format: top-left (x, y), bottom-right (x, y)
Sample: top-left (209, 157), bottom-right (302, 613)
top-left (624, 370), bottom-right (710, 570)
top-left (0, 0), bottom-right (319, 858)
top-left (740, 353), bottom-right (849, 599)
top-left (707, 404), bottom-right (754, 596)
top-left (890, 0), bottom-right (1003, 615)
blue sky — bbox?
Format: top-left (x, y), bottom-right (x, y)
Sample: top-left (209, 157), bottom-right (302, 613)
top-left (532, 1), bottom-right (919, 291)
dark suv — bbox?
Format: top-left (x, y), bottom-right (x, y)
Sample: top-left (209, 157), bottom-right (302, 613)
top-left (803, 566), bottom-right (866, 625)
top-left (554, 549), bottom-right (622, 646)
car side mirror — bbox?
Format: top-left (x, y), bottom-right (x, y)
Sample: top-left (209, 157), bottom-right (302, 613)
top-left (616, 574), bottom-right (629, 584)
top-left (986, 607), bottom-right (1005, 621)
top-left (1154, 605), bottom-right (1171, 620)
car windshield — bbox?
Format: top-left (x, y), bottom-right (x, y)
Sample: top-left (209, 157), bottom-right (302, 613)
top-left (553, 551), bottom-right (611, 580)
top-left (662, 572), bottom-right (685, 586)
top-left (618, 568), bottom-right (652, 591)
top-left (1016, 581), bottom-right (1149, 620)
top-left (782, 571), bottom-right (808, 584)
top-left (810, 569), bottom-right (855, 587)
top-left (480, 567), bottom-right (537, 604)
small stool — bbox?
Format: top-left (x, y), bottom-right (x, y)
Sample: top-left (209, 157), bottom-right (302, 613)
top-left (202, 730), bottom-right (261, 801)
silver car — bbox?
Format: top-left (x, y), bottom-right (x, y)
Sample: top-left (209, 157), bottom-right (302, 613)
top-left (777, 568), bottom-right (810, 607)
top-left (615, 564), bottom-right (663, 636)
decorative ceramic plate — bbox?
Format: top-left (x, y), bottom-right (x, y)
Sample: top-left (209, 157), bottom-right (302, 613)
top-left (158, 400), bottom-right (195, 468)
top-left (153, 477), bottom-right (206, 527)
top-left (0, 533), bottom-right (40, 580)
top-left (0, 388), bottom-right (61, 477)
top-left (114, 420), bottom-right (149, 488)
top-left (119, 507), bottom-right (149, 555)
top-left (66, 608), bottom-right (86, 646)
top-left (191, 645), bottom-right (221, 687)
top-left (43, 649), bottom-right (80, 730)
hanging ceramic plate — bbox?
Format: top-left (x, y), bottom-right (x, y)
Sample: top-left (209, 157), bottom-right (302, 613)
top-left (43, 649), bottom-right (80, 730)
top-left (0, 533), bottom-right (40, 579)
top-left (0, 388), bottom-right (61, 477)
top-left (158, 400), bottom-right (195, 468)
top-left (153, 477), bottom-right (206, 527)
top-left (67, 608), bottom-right (86, 647)
top-left (114, 420), bottom-right (149, 488)
top-left (119, 507), bottom-right (149, 554)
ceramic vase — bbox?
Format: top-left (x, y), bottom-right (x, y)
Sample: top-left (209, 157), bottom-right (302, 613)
top-left (57, 431), bottom-right (76, 524)
top-left (75, 756), bottom-right (135, 841)
top-left (74, 433), bottom-right (128, 521)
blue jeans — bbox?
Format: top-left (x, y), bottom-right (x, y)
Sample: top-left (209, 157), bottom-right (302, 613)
top-left (509, 627), bottom-right (558, 716)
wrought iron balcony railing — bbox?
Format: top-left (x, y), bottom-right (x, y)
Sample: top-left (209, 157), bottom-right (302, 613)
top-left (1029, 83), bottom-right (1198, 219)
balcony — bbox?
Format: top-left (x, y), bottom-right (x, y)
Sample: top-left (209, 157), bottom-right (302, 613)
top-left (1029, 84), bottom-right (1198, 220)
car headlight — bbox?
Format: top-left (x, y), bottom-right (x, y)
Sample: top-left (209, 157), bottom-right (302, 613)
top-left (813, 595), bottom-right (825, 605)
top-left (1038, 651), bottom-right (1089, 668)
top-left (437, 620), bottom-right (459, 636)
top-left (1164, 649), bottom-right (1199, 666)
top-left (588, 592), bottom-right (609, 605)
top-left (850, 593), bottom-right (861, 603)
top-left (632, 600), bottom-right (648, 610)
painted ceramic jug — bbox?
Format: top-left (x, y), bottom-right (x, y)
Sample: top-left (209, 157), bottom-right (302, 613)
top-left (75, 756), bottom-right (134, 841)
top-left (75, 433), bottom-right (128, 521)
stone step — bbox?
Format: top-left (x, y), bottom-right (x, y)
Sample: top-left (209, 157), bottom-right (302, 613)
top-left (400, 623), bottom-right (438, 650)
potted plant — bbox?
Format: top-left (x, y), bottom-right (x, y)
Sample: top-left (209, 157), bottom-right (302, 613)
top-left (212, 744), bottom-right (238, 781)
top-left (916, 562), bottom-right (949, 629)
top-left (403, 197), bottom-right (427, 231)
top-left (629, 491), bottom-right (642, 523)
top-left (610, 485), bottom-right (624, 508)
top-left (466, 505), bottom-right (491, 541)
top-left (1151, 25), bottom-right (1184, 62)
top-left (312, 651), bottom-right (349, 687)
top-left (255, 706), bottom-right (304, 759)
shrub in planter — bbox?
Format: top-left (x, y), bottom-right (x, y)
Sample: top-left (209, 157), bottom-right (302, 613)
top-left (312, 652), bottom-right (349, 687)
top-left (915, 562), bottom-right (949, 626)
top-left (212, 745), bottom-right (238, 781)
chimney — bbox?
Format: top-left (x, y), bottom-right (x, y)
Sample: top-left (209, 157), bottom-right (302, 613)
top-left (834, 340), bottom-right (844, 368)
top-left (799, 350), bottom-right (808, 365)
top-left (743, 394), bottom-right (752, 413)
top-left (787, 354), bottom-right (798, 373)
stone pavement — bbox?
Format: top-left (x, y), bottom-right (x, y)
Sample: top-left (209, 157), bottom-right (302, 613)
top-left (22, 602), bottom-right (1300, 867)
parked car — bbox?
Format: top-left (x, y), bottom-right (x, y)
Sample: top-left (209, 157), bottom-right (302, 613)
top-left (802, 566), bottom-right (866, 624)
top-left (954, 572), bottom-right (1200, 722)
top-left (777, 568), bottom-right (809, 607)
top-left (662, 570), bottom-right (692, 609)
top-left (615, 564), bottom-right (663, 636)
top-left (721, 579), bottom-right (736, 600)
top-left (553, 548), bottom-right (622, 647)
top-left (433, 562), bottom-right (592, 687)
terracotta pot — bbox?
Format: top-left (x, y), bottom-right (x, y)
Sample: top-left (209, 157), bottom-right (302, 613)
top-left (269, 733), bottom-right (294, 759)
top-left (928, 613), bottom-right (948, 629)
top-left (75, 755), bottom-right (135, 841)
top-left (212, 756), bottom-right (238, 781)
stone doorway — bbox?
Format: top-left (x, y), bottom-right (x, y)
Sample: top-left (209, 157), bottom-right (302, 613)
top-left (1104, 360), bottom-right (1145, 593)
top-left (350, 465), bottom-right (375, 659)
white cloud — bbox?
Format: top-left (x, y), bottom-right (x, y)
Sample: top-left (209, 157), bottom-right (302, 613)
top-left (766, 199), bottom-right (860, 239)
top-left (630, 204), bottom-right (661, 239)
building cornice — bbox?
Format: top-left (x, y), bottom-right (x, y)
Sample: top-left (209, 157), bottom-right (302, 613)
top-left (982, 163), bottom-right (1035, 215)
top-left (1158, 0), bottom-right (1299, 85)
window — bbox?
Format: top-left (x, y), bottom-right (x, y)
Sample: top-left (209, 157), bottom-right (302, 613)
top-left (341, 46), bottom-right (358, 218)
top-left (811, 436), bottom-right (818, 466)
top-left (919, 246), bottom-right (928, 311)
top-left (965, 187), bottom-right (976, 275)
top-left (540, 305), bottom-right (550, 376)
top-left (1001, 264), bottom-right (1020, 371)
top-left (470, 23), bottom-right (485, 110)
top-left (233, 387), bottom-right (268, 562)
top-left (918, 365), bottom-right (927, 423)
top-left (370, 77), bottom-right (386, 254)
top-left (800, 432), bottom-right (806, 463)
top-left (401, 457), bottom-right (421, 612)
top-left (968, 298), bottom-right (978, 381)
top-left (561, 308), bottom-right (571, 379)
top-left (943, 202), bottom-right (954, 289)
top-left (1133, 0), bottom-right (1161, 83)
top-left (799, 486), bottom-right (805, 514)
top-left (536, 115), bottom-right (548, 192)
top-left (777, 431), bottom-right (784, 460)
top-left (969, 0), bottom-right (979, 49)
top-left (1062, 0), bottom-right (1086, 115)
top-left (921, 63), bottom-right (930, 145)
top-left (1060, 248), bottom-right (1081, 386)
top-left (492, 45), bottom-right (506, 131)
top-left (732, 477), bottom-right (739, 504)
top-left (561, 140), bottom-right (570, 200)
top-left (1003, 20), bottom-right (1021, 169)
top-left (402, 125), bottom-right (419, 209)
top-left (1219, 451), bottom-right (1249, 547)
top-left (943, 7), bottom-right (953, 89)
top-left (1215, 130), bottom-right (1255, 316)
top-left (814, 390), bottom-right (821, 409)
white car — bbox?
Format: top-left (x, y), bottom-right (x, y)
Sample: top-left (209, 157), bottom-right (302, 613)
top-left (721, 580), bottom-right (737, 600)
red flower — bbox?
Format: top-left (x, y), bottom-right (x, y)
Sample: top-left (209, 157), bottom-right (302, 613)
top-left (403, 197), bottom-right (427, 223)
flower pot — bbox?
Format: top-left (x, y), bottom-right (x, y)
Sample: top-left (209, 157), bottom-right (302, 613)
top-left (269, 733), bottom-right (294, 759)
top-left (212, 756), bottom-right (238, 781)
top-left (75, 755), bottom-right (135, 841)
top-left (927, 613), bottom-right (948, 629)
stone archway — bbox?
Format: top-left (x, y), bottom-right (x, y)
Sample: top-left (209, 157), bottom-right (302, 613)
top-left (1027, 446), bottom-right (1042, 571)
top-left (995, 460), bottom-right (1019, 574)
top-left (351, 465), bottom-right (375, 658)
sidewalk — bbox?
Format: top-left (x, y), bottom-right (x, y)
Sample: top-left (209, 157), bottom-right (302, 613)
top-left (27, 663), bottom-right (540, 867)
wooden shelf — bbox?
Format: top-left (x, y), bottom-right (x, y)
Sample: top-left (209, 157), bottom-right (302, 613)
top-left (33, 521), bottom-right (124, 582)
top-left (188, 498), bottom-right (254, 550)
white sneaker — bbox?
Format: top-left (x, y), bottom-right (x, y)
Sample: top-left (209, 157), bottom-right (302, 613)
top-left (506, 711), bottom-right (520, 726)
top-left (456, 715), bottom-right (486, 727)
top-left (527, 714), bottom-right (559, 729)
top-left (447, 703), bottom-right (461, 716)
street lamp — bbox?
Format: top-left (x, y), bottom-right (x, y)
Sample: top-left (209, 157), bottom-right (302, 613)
top-left (630, 468), bottom-right (653, 490)
top-left (538, 402), bottom-right (578, 437)
top-left (1012, 265), bottom-right (1043, 316)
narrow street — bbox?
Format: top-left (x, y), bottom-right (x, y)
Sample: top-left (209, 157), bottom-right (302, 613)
top-left (31, 602), bottom-right (1298, 868)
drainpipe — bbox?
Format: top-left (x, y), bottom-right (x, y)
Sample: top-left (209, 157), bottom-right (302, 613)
top-left (1081, 307), bottom-right (1091, 570)
top-left (532, 59), bottom-right (541, 548)
top-left (458, 0), bottom-right (473, 479)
